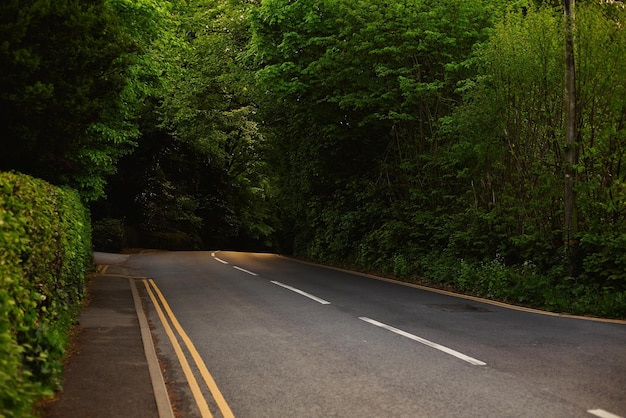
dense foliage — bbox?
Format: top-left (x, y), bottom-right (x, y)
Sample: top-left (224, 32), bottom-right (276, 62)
top-left (249, 0), bottom-right (501, 257)
top-left (443, 3), bottom-right (626, 314)
top-left (0, 172), bottom-right (92, 417)
top-left (93, 0), bottom-right (277, 249)
top-left (248, 0), bottom-right (626, 316)
top-left (0, 0), bottom-right (151, 201)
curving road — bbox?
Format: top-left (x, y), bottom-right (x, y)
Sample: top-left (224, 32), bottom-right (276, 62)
top-left (120, 250), bottom-right (626, 418)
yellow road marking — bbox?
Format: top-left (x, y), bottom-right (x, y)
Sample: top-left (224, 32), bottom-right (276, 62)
top-left (147, 279), bottom-right (236, 418)
top-left (143, 281), bottom-right (214, 418)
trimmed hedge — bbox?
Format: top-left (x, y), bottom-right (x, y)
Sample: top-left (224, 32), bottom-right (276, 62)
top-left (0, 172), bottom-right (92, 417)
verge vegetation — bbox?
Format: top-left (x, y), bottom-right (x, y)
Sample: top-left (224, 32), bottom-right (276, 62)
top-left (0, 172), bottom-right (92, 417)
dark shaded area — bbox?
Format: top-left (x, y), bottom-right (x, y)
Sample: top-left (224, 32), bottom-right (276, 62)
top-left (91, 108), bottom-right (276, 252)
top-left (0, 0), bottom-right (135, 200)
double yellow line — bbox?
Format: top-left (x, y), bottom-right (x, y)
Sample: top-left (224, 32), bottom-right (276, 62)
top-left (143, 279), bottom-right (235, 418)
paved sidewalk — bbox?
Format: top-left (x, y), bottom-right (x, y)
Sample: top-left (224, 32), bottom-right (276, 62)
top-left (44, 253), bottom-right (172, 418)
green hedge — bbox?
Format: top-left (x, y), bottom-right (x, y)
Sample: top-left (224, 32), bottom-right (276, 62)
top-left (0, 172), bottom-right (92, 417)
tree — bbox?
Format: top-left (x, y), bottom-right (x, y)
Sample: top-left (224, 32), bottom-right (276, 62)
top-left (95, 0), bottom-right (277, 249)
top-left (573, 2), bottom-right (626, 288)
top-left (450, 2), bottom-right (626, 289)
top-left (0, 0), bottom-right (142, 200)
top-left (449, 5), bottom-right (566, 264)
top-left (249, 0), bottom-right (499, 261)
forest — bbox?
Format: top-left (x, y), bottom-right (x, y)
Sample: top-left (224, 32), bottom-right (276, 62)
top-left (1, 0), bottom-right (625, 317)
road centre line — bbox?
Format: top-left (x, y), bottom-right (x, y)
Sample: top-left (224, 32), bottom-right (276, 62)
top-left (359, 317), bottom-right (486, 366)
top-left (270, 281), bottom-right (331, 305)
top-left (233, 266), bottom-right (257, 276)
top-left (211, 252), bottom-right (229, 264)
top-left (588, 409), bottom-right (623, 418)
top-left (210, 253), bottom-right (257, 275)
top-left (145, 279), bottom-right (236, 418)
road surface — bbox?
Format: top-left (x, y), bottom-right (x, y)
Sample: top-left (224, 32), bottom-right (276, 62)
top-left (116, 250), bottom-right (625, 418)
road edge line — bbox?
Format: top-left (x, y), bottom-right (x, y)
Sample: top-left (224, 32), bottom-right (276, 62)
top-left (278, 255), bottom-right (626, 325)
top-left (129, 279), bottom-right (175, 418)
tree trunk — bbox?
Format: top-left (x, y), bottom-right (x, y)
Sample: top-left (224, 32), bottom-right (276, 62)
top-left (564, 0), bottom-right (578, 275)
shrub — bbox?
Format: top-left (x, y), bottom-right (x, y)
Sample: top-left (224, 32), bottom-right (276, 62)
top-left (417, 250), bottom-right (626, 318)
top-left (0, 172), bottom-right (91, 417)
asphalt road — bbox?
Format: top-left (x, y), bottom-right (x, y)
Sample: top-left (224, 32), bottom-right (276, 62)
top-left (123, 250), bottom-right (626, 418)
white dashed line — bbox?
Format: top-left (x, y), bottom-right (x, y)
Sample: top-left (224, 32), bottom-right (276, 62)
top-left (588, 409), bottom-right (623, 418)
top-left (359, 317), bottom-right (486, 366)
top-left (271, 281), bottom-right (331, 305)
top-left (233, 266), bottom-right (258, 276)
top-left (211, 253), bottom-right (229, 264)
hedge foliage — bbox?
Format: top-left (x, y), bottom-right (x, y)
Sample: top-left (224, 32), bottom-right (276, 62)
top-left (0, 172), bottom-right (92, 417)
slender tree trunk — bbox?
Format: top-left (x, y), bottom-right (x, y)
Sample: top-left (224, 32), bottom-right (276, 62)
top-left (564, 0), bottom-right (578, 275)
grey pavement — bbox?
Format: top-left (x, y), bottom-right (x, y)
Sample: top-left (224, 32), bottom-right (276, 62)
top-left (44, 252), bottom-right (172, 418)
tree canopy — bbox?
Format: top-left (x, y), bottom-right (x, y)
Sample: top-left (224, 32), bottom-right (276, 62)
top-left (247, 0), bottom-right (626, 315)
top-left (0, 0), bottom-right (145, 200)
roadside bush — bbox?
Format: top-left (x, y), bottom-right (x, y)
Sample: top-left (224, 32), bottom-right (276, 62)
top-left (579, 231), bottom-right (626, 291)
top-left (417, 251), bottom-right (626, 318)
top-left (0, 172), bottom-right (91, 417)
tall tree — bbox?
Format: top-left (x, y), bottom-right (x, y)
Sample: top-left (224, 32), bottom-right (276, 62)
top-left (249, 0), bottom-right (499, 261)
top-left (450, 2), bottom-right (626, 286)
top-left (0, 0), bottom-right (141, 200)
top-left (97, 0), bottom-right (276, 249)
top-left (450, 5), bottom-right (566, 263)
